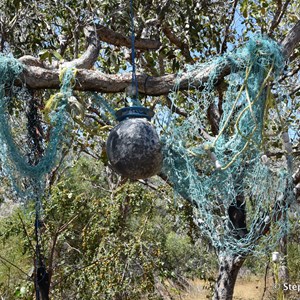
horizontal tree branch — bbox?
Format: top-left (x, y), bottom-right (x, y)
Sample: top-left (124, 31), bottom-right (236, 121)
top-left (17, 20), bottom-right (300, 97)
top-left (20, 61), bottom-right (221, 95)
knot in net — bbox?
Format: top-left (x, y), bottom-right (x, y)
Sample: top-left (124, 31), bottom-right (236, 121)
top-left (161, 36), bottom-right (294, 256)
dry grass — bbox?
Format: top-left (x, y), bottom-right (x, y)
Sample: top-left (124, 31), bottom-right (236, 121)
top-left (173, 276), bottom-right (275, 300)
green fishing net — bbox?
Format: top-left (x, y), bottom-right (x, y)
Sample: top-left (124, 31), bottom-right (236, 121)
top-left (0, 36), bottom-right (296, 257)
top-left (159, 36), bottom-right (295, 256)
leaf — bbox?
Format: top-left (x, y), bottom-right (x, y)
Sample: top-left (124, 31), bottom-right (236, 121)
top-left (241, 0), bottom-right (249, 19)
top-left (52, 50), bottom-right (63, 61)
top-left (38, 49), bottom-right (51, 61)
top-left (43, 93), bottom-right (63, 121)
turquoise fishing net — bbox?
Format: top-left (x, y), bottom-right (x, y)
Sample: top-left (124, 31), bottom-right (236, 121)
top-left (0, 55), bottom-right (73, 199)
top-left (160, 36), bottom-right (295, 256)
top-left (0, 36), bottom-right (296, 257)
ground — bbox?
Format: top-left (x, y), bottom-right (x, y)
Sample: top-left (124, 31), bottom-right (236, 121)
top-left (171, 275), bottom-right (296, 300)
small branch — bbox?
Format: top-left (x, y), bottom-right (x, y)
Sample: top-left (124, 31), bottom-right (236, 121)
top-left (290, 84), bottom-right (300, 96)
top-left (220, 0), bottom-right (239, 54)
top-left (165, 95), bottom-right (188, 117)
top-left (137, 179), bottom-right (159, 191)
top-left (96, 24), bottom-right (161, 50)
top-left (0, 254), bottom-right (31, 279)
top-left (85, 113), bottom-right (107, 126)
top-left (207, 103), bottom-right (221, 135)
top-left (293, 166), bottom-right (300, 185)
top-left (269, 0), bottom-right (291, 34)
top-left (293, 166), bottom-right (300, 200)
top-left (279, 61), bottom-right (300, 82)
top-left (261, 260), bottom-right (270, 300)
top-left (162, 25), bottom-right (194, 63)
top-left (18, 213), bottom-right (36, 254)
top-left (269, 0), bottom-right (283, 33)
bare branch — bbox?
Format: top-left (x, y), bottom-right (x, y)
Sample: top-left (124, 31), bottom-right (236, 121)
top-left (164, 95), bottom-right (188, 117)
top-left (290, 83), bottom-right (300, 96)
top-left (293, 166), bottom-right (300, 200)
top-left (293, 166), bottom-right (300, 185)
top-left (19, 26), bottom-right (101, 70)
top-left (95, 24), bottom-right (161, 50)
top-left (0, 254), bottom-right (31, 279)
top-left (62, 26), bottom-right (100, 69)
top-left (19, 61), bottom-right (223, 95)
top-left (269, 0), bottom-right (292, 34)
top-left (220, 0), bottom-right (239, 54)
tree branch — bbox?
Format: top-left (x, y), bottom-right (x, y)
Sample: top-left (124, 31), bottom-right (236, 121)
top-left (62, 26), bottom-right (100, 69)
top-left (220, 0), bottom-right (239, 54)
top-left (17, 21), bottom-right (300, 96)
top-left (0, 254), bottom-right (31, 279)
top-left (19, 26), bottom-right (101, 70)
top-left (162, 25), bottom-right (194, 63)
top-left (281, 19), bottom-right (300, 59)
top-left (269, 0), bottom-right (291, 34)
top-left (95, 24), bottom-right (161, 50)
top-left (293, 166), bottom-right (300, 200)
top-left (20, 61), bottom-right (222, 95)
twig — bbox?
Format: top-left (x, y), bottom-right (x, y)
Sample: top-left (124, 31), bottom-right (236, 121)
top-left (269, 0), bottom-right (292, 34)
top-left (165, 95), bottom-right (188, 117)
top-left (261, 260), bottom-right (270, 300)
top-left (18, 213), bottom-right (36, 254)
top-left (162, 25), bottom-right (194, 63)
top-left (0, 254), bottom-right (31, 279)
top-left (220, 0), bottom-right (239, 54)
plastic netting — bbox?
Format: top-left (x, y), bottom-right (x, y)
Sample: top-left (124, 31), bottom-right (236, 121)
top-left (159, 36), bottom-right (295, 256)
top-left (0, 36), bottom-right (296, 258)
top-left (0, 55), bottom-right (73, 199)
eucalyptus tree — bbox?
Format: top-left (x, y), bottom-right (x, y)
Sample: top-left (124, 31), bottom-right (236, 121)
top-left (0, 0), bottom-right (299, 299)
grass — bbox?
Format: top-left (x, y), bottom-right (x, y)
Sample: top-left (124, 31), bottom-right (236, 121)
top-left (173, 275), bottom-right (276, 300)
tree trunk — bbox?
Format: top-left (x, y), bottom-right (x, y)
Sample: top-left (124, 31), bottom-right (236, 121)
top-left (213, 253), bottom-right (245, 300)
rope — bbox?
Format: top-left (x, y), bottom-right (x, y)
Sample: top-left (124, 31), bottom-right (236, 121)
top-left (130, 0), bottom-right (139, 104)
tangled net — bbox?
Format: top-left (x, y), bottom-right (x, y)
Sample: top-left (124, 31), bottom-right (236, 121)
top-left (0, 36), bottom-right (296, 258)
top-left (160, 36), bottom-right (295, 256)
top-left (0, 55), bottom-right (74, 200)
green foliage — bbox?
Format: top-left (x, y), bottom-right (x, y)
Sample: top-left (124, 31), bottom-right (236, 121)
top-left (0, 1), bottom-right (299, 299)
top-left (1, 157), bottom-right (214, 299)
top-left (0, 208), bottom-right (33, 299)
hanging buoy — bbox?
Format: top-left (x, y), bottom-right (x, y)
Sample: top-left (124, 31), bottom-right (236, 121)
top-left (106, 106), bottom-right (162, 179)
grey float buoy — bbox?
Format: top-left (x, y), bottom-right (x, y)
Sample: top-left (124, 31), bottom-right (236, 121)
top-left (106, 106), bottom-right (163, 179)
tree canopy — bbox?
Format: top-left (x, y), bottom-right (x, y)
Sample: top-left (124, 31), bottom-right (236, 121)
top-left (0, 1), bottom-right (299, 300)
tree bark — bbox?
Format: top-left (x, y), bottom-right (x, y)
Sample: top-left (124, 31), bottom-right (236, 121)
top-left (15, 20), bottom-right (300, 96)
top-left (213, 253), bottom-right (245, 300)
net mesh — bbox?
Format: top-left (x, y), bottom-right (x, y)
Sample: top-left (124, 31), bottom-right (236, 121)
top-left (0, 55), bottom-right (73, 199)
top-left (159, 36), bottom-right (295, 256)
top-left (0, 36), bottom-right (296, 257)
